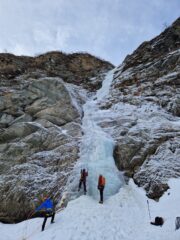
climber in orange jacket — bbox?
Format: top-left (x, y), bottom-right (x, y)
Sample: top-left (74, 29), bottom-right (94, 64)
top-left (78, 168), bottom-right (88, 194)
top-left (98, 175), bottom-right (105, 204)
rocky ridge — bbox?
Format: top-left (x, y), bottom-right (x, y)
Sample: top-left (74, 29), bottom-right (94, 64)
top-left (0, 52), bottom-right (113, 91)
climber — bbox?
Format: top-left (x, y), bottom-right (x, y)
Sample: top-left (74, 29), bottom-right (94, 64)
top-left (98, 175), bottom-right (105, 204)
top-left (78, 168), bottom-right (88, 194)
top-left (35, 195), bottom-right (55, 231)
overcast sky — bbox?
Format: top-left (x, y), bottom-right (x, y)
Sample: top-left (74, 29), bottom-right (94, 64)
top-left (0, 0), bottom-right (179, 65)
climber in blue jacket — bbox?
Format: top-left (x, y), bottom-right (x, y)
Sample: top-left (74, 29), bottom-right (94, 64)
top-left (36, 196), bottom-right (55, 231)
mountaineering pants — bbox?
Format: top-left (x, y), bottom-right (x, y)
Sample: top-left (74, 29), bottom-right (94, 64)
top-left (79, 180), bottom-right (87, 193)
top-left (42, 211), bottom-right (55, 231)
top-left (99, 186), bottom-right (104, 203)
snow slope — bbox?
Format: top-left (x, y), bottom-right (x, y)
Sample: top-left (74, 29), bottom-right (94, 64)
top-left (1, 179), bottom-right (180, 240)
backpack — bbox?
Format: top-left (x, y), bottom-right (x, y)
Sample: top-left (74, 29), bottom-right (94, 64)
top-left (99, 176), bottom-right (105, 186)
top-left (175, 217), bottom-right (180, 230)
top-left (101, 176), bottom-right (105, 186)
top-left (151, 217), bottom-right (164, 226)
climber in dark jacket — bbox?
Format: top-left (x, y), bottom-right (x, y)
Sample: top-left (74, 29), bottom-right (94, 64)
top-left (78, 169), bottom-right (88, 194)
top-left (36, 196), bottom-right (55, 231)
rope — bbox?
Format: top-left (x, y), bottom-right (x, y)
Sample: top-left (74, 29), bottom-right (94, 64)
top-left (20, 210), bottom-right (36, 240)
top-left (18, 204), bottom-right (65, 240)
top-left (56, 207), bottom-right (65, 214)
top-left (26, 228), bottom-right (40, 240)
top-left (25, 210), bottom-right (64, 240)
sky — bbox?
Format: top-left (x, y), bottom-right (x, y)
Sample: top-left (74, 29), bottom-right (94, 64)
top-left (0, 0), bottom-right (179, 65)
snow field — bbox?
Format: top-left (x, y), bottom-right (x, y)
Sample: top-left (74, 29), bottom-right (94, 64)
top-left (1, 179), bottom-right (180, 240)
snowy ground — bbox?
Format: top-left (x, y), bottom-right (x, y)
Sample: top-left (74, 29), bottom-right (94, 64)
top-left (1, 179), bottom-right (180, 240)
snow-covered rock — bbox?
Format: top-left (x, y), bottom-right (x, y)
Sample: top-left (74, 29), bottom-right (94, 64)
top-left (100, 17), bottom-right (180, 199)
top-left (0, 77), bottom-right (84, 223)
top-left (0, 53), bottom-right (113, 223)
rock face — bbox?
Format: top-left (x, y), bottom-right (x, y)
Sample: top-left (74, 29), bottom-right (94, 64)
top-left (0, 52), bottom-right (113, 223)
top-left (101, 17), bottom-right (180, 199)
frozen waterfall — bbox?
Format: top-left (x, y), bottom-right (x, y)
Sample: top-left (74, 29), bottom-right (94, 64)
top-left (78, 69), bottom-right (124, 200)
